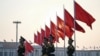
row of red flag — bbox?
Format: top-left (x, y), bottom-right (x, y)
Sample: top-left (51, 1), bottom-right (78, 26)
top-left (34, 1), bottom-right (95, 45)
top-left (21, 1), bottom-right (96, 56)
top-left (16, 1), bottom-right (95, 56)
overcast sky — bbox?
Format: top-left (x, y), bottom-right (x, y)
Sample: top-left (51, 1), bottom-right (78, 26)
top-left (0, 0), bottom-right (100, 49)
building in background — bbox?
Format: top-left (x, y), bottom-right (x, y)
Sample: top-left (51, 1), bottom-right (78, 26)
top-left (0, 42), bottom-right (100, 56)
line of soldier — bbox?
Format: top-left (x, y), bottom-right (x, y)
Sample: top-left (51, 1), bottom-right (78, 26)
top-left (17, 35), bottom-right (75, 56)
top-left (41, 34), bottom-right (55, 56)
top-left (41, 34), bottom-right (75, 56)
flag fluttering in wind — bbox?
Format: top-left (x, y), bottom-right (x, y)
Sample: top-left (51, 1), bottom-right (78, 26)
top-left (34, 33), bottom-right (37, 44)
top-left (57, 16), bottom-right (74, 39)
top-left (50, 21), bottom-right (58, 42)
top-left (24, 41), bottom-right (34, 53)
top-left (20, 36), bottom-right (33, 56)
top-left (37, 31), bottom-right (42, 45)
top-left (41, 28), bottom-right (45, 43)
top-left (64, 8), bottom-right (85, 33)
top-left (51, 21), bottom-right (65, 41)
top-left (45, 25), bottom-right (50, 38)
top-left (50, 21), bottom-right (65, 42)
top-left (75, 1), bottom-right (95, 29)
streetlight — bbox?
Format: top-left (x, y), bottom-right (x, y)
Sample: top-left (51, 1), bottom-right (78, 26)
top-left (13, 21), bottom-right (21, 44)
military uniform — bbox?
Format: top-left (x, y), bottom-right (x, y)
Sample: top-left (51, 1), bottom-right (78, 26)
top-left (67, 45), bottom-right (75, 56)
top-left (47, 42), bottom-right (55, 56)
top-left (42, 43), bottom-right (55, 56)
top-left (17, 36), bottom-right (25, 56)
top-left (67, 38), bottom-right (75, 56)
top-left (41, 38), bottom-right (49, 56)
top-left (17, 45), bottom-right (25, 56)
top-left (42, 35), bottom-right (55, 56)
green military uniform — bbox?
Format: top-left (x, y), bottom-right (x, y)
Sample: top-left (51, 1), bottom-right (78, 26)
top-left (18, 44), bottom-right (25, 56)
top-left (67, 38), bottom-right (75, 56)
top-left (42, 35), bottom-right (55, 56)
top-left (17, 36), bottom-right (25, 56)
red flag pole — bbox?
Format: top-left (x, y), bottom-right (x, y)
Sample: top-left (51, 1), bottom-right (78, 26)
top-left (40, 28), bottom-right (42, 45)
top-left (55, 13), bottom-right (58, 56)
top-left (50, 19), bottom-right (51, 34)
top-left (63, 5), bottom-right (66, 56)
top-left (45, 25), bottom-right (46, 37)
top-left (73, 0), bottom-right (77, 56)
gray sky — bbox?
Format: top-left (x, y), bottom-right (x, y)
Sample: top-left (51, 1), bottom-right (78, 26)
top-left (0, 0), bottom-right (100, 49)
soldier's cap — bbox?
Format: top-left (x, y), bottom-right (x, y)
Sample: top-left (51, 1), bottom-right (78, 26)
top-left (49, 34), bottom-right (54, 40)
top-left (20, 36), bottom-right (25, 41)
top-left (44, 37), bottom-right (48, 41)
top-left (69, 38), bottom-right (74, 42)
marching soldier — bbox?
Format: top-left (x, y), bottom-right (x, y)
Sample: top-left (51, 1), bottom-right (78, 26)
top-left (41, 37), bottom-right (49, 56)
top-left (67, 38), bottom-right (75, 56)
top-left (48, 34), bottom-right (55, 56)
top-left (17, 37), bottom-right (25, 56)
top-left (41, 34), bottom-right (55, 56)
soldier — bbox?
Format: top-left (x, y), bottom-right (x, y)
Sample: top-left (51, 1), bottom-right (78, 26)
top-left (41, 37), bottom-right (49, 56)
top-left (41, 34), bottom-right (55, 56)
top-left (17, 36), bottom-right (25, 56)
top-left (48, 34), bottom-right (55, 56)
top-left (67, 38), bottom-right (75, 56)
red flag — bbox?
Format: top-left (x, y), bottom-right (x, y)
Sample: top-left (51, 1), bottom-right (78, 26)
top-left (50, 21), bottom-right (59, 42)
top-left (34, 34), bottom-right (39, 44)
top-left (75, 1), bottom-right (95, 29)
top-left (41, 28), bottom-right (45, 43)
top-left (24, 41), bottom-right (34, 53)
top-left (20, 37), bottom-right (33, 56)
top-left (34, 33), bottom-right (37, 43)
top-left (50, 21), bottom-right (65, 41)
top-left (57, 30), bottom-right (65, 39)
top-left (37, 31), bottom-right (42, 45)
top-left (57, 16), bottom-right (74, 39)
top-left (64, 9), bottom-right (85, 33)
top-left (45, 25), bottom-right (50, 38)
